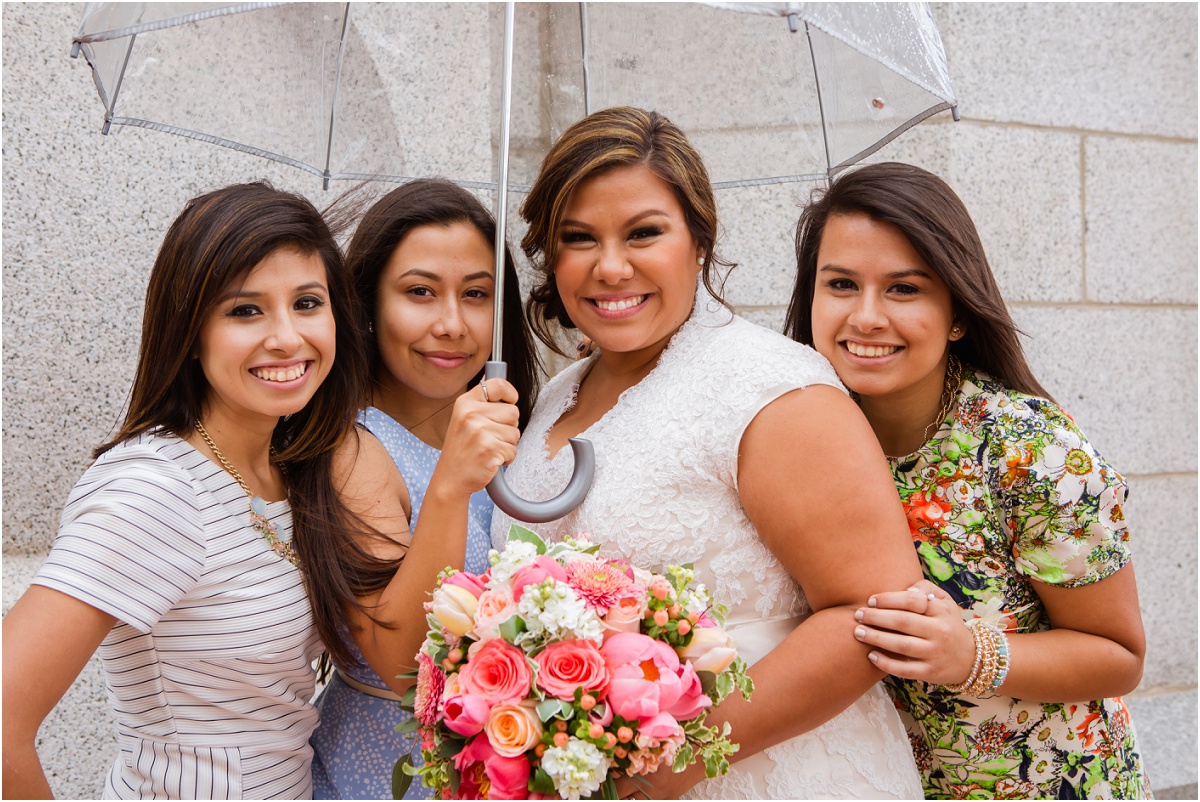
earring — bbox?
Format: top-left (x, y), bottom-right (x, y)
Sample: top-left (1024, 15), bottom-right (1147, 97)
top-left (950, 325), bottom-right (962, 339)
top-left (697, 256), bottom-right (705, 266)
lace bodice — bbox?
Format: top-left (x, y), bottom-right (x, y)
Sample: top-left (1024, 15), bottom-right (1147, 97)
top-left (491, 293), bottom-right (843, 640)
top-left (491, 290), bottom-right (921, 798)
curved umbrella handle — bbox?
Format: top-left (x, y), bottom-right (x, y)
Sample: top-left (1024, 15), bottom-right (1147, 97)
top-left (483, 361), bottom-right (595, 523)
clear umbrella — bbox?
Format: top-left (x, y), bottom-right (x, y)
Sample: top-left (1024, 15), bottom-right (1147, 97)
top-left (71, 2), bottom-right (958, 521)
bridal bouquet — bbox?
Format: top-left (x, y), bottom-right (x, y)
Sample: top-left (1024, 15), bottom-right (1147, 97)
top-left (393, 526), bottom-right (753, 800)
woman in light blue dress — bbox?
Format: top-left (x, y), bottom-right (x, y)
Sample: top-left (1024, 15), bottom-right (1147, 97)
top-left (309, 179), bottom-right (540, 799)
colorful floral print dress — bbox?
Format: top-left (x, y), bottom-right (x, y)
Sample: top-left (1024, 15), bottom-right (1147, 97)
top-left (884, 367), bottom-right (1151, 799)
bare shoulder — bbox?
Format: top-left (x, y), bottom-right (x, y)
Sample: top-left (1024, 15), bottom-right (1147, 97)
top-left (333, 427), bottom-right (412, 528)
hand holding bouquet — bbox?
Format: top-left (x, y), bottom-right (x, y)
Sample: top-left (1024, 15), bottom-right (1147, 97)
top-left (394, 526), bottom-right (753, 800)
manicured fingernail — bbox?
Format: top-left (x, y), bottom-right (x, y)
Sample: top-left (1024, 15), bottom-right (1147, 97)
top-left (854, 609), bottom-right (864, 622)
top-left (854, 627), bottom-right (866, 640)
top-left (908, 587), bottom-right (922, 593)
top-left (867, 597), bottom-right (877, 608)
top-left (868, 652), bottom-right (879, 664)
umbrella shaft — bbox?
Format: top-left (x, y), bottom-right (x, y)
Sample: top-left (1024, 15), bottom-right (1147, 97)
top-left (492, 1), bottom-right (515, 362)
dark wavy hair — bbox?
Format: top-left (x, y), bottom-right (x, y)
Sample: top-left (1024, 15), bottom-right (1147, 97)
top-left (520, 106), bottom-right (733, 356)
top-left (344, 178), bottom-right (540, 428)
top-left (785, 162), bottom-right (1051, 400)
top-left (95, 181), bottom-right (373, 667)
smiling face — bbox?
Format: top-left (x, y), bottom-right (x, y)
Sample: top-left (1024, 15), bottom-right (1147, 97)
top-left (811, 212), bottom-right (960, 408)
top-left (195, 246), bottom-right (335, 430)
top-left (374, 221), bottom-right (495, 413)
top-left (552, 163), bottom-right (703, 364)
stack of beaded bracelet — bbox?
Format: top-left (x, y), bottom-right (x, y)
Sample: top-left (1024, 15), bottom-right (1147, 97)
top-left (943, 618), bottom-right (1011, 697)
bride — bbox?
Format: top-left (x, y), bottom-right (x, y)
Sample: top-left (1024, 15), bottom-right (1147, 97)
top-left (490, 107), bottom-right (923, 799)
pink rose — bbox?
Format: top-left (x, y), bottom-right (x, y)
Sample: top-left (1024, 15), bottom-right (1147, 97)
top-left (600, 632), bottom-right (683, 721)
top-left (455, 735), bottom-right (530, 799)
top-left (626, 713), bottom-right (686, 777)
top-left (458, 639), bottom-right (533, 706)
top-left (469, 586), bottom-right (520, 643)
top-left (600, 589), bottom-right (648, 640)
top-left (535, 640), bottom-right (612, 701)
top-left (442, 693), bottom-right (490, 737)
top-left (666, 661), bottom-right (711, 721)
top-left (511, 555), bottom-right (568, 601)
top-left (444, 570), bottom-right (487, 598)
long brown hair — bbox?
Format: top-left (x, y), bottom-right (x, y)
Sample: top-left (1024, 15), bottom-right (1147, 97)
top-left (784, 162), bottom-right (1051, 400)
top-left (344, 178), bottom-right (541, 428)
top-left (520, 106), bottom-right (733, 356)
top-left (96, 181), bottom-right (373, 667)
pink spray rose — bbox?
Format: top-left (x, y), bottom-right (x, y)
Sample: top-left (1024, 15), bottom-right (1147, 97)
top-left (469, 586), bottom-right (520, 644)
top-left (443, 693), bottom-right (490, 737)
top-left (454, 735), bottom-right (530, 799)
top-left (535, 639), bottom-right (612, 701)
top-left (458, 639), bottom-right (533, 706)
top-left (511, 555), bottom-right (568, 601)
top-left (600, 588), bottom-right (648, 640)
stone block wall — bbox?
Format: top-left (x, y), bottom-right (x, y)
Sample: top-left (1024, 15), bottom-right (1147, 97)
top-left (3, 3), bottom-right (1194, 797)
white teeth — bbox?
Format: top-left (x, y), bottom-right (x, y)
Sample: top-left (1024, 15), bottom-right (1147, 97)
top-left (594, 295), bottom-right (646, 312)
top-left (252, 363), bottom-right (308, 382)
top-left (846, 342), bottom-right (899, 358)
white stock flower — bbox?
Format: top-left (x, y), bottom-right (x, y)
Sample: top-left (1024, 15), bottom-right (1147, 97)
top-left (488, 541), bottom-right (539, 585)
top-left (540, 737), bottom-right (610, 800)
top-left (515, 580), bottom-right (603, 645)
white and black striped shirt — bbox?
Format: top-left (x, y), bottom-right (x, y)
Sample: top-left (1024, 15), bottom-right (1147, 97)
top-left (34, 431), bottom-right (322, 799)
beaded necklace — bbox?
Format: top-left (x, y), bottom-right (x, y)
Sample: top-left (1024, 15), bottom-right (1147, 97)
top-left (194, 419), bottom-right (299, 567)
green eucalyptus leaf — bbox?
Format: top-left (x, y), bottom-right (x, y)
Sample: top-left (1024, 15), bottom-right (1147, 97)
top-left (392, 755), bottom-right (413, 799)
top-left (394, 716), bottom-right (420, 735)
top-left (507, 525), bottom-right (547, 554)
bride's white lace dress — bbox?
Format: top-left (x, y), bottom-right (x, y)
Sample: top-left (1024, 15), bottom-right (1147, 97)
top-left (491, 293), bottom-right (922, 799)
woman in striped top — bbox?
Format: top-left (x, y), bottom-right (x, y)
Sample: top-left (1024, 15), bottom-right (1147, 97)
top-left (3, 182), bottom-right (372, 799)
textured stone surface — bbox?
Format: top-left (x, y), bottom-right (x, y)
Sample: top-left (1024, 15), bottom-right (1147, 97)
top-left (1010, 306), bottom-right (1196, 476)
top-left (1086, 136), bottom-right (1199, 304)
top-left (4, 3), bottom-right (1195, 800)
top-left (1127, 475), bottom-right (1198, 692)
top-left (1125, 690), bottom-right (1199, 793)
top-left (933, 2), bottom-right (1198, 138)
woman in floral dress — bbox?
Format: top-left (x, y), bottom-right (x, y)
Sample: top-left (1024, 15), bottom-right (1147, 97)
top-left (785, 162), bottom-right (1151, 799)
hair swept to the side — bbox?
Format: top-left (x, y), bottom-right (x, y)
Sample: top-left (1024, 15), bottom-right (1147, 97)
top-left (784, 161), bottom-right (1051, 401)
top-left (95, 181), bottom-right (377, 668)
top-left (519, 106), bottom-right (734, 356)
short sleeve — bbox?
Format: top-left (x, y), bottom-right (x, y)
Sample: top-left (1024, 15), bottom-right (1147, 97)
top-left (994, 398), bottom-right (1132, 588)
top-left (33, 445), bottom-right (207, 632)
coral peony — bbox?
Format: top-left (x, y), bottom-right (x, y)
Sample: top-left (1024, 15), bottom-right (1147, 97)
top-left (600, 632), bottom-right (684, 721)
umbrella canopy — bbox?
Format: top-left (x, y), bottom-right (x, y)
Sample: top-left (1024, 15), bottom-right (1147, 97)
top-left (71, 2), bottom-right (957, 191)
top-left (70, 1), bottom-right (957, 522)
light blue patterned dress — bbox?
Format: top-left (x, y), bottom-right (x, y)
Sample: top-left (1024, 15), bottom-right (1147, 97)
top-left (311, 407), bottom-right (494, 799)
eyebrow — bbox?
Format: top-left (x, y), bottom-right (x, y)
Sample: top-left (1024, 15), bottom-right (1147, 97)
top-left (560, 209), bottom-right (670, 229)
top-left (818, 265), bottom-right (933, 280)
top-left (397, 268), bottom-right (494, 282)
top-left (217, 281), bottom-right (328, 303)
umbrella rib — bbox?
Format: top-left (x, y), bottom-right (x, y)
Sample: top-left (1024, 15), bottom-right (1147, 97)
top-left (711, 173), bottom-right (829, 190)
top-left (804, 19), bottom-right (833, 178)
top-left (579, 2), bottom-right (592, 116)
top-left (106, 117), bottom-right (327, 178)
top-left (322, 4), bottom-right (353, 191)
top-left (829, 102), bottom-right (958, 176)
top-left (74, 3), bottom-right (288, 44)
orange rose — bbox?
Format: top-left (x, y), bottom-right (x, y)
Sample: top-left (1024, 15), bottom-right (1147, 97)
top-left (485, 701), bottom-right (544, 757)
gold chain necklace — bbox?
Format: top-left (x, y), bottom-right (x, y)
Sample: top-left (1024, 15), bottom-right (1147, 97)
top-left (193, 419), bottom-right (299, 567)
top-left (922, 354), bottom-right (964, 444)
